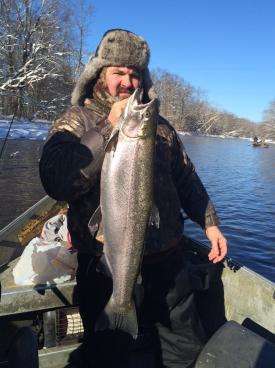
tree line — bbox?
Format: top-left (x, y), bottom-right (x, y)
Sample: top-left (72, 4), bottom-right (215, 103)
top-left (152, 69), bottom-right (275, 140)
top-left (0, 0), bottom-right (274, 141)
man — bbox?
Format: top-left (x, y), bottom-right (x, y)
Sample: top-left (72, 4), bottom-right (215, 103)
top-left (39, 29), bottom-right (227, 368)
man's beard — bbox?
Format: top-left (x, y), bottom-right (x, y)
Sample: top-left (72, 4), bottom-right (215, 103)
top-left (111, 86), bottom-right (136, 102)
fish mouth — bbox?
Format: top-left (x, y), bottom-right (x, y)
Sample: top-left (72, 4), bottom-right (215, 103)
top-left (124, 89), bottom-right (156, 116)
top-left (120, 88), bottom-right (158, 139)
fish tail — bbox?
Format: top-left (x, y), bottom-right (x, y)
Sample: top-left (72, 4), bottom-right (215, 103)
top-left (95, 296), bottom-right (138, 339)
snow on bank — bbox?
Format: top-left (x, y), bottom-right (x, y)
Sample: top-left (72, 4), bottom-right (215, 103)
top-left (0, 117), bottom-right (50, 140)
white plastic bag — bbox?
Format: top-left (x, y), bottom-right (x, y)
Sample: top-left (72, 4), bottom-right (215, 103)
top-left (13, 214), bottom-right (77, 286)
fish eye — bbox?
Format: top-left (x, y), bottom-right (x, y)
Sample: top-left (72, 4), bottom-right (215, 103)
top-left (145, 111), bottom-right (151, 118)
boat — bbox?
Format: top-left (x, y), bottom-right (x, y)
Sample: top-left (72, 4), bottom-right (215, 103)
top-left (0, 196), bottom-right (275, 367)
top-left (253, 141), bottom-right (269, 148)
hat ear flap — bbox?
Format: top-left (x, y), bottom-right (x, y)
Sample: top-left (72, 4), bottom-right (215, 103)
top-left (142, 68), bottom-right (158, 102)
top-left (71, 58), bottom-right (105, 106)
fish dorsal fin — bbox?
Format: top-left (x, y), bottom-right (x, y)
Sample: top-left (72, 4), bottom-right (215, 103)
top-left (104, 126), bottom-right (119, 152)
top-left (88, 206), bottom-right (102, 236)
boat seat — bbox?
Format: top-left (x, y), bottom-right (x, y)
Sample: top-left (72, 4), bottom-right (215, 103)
top-left (195, 320), bottom-right (275, 368)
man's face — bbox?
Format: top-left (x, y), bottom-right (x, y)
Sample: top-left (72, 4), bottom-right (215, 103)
top-left (104, 66), bottom-right (141, 99)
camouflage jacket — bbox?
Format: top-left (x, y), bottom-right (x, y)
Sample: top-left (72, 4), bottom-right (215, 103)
top-left (39, 102), bottom-right (220, 255)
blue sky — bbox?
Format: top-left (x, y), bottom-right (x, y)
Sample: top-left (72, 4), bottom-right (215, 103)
top-left (84, 0), bottom-right (275, 123)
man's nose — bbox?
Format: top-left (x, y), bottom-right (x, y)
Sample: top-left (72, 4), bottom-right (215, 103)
top-left (121, 74), bottom-right (132, 88)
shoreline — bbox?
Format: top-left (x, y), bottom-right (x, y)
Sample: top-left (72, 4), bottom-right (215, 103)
top-left (0, 118), bottom-right (274, 145)
top-left (178, 131), bottom-right (275, 145)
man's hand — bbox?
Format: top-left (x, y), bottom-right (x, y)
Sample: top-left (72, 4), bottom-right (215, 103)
top-left (205, 225), bottom-right (227, 263)
top-left (108, 98), bottom-right (129, 127)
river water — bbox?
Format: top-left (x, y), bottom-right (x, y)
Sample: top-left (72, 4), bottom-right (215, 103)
top-left (0, 135), bottom-right (274, 282)
top-left (181, 135), bottom-right (275, 282)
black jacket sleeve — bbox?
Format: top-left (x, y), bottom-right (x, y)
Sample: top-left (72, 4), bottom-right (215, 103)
top-left (39, 106), bottom-right (112, 202)
top-left (39, 131), bottom-right (93, 201)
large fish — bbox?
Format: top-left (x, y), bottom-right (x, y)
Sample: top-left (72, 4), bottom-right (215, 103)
top-left (93, 88), bottom-right (158, 339)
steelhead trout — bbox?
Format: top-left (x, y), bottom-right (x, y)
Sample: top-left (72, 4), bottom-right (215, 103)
top-left (94, 89), bottom-right (158, 338)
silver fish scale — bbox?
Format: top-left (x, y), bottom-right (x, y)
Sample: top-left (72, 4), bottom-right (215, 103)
top-left (101, 132), bottom-right (155, 307)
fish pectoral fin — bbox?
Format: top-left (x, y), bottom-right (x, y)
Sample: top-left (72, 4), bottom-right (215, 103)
top-left (136, 273), bottom-right (142, 285)
top-left (134, 274), bottom-right (144, 308)
top-left (149, 203), bottom-right (160, 228)
top-left (104, 126), bottom-right (119, 152)
top-left (96, 254), bottom-right (112, 278)
top-left (88, 206), bottom-right (102, 236)
top-left (95, 297), bottom-right (138, 339)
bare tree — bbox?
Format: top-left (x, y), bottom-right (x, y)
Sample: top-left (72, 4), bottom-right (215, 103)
top-left (0, 0), bottom-right (93, 119)
top-left (261, 99), bottom-right (275, 140)
top-left (193, 103), bottom-right (221, 134)
top-left (263, 99), bottom-right (275, 123)
top-left (151, 69), bottom-right (200, 130)
top-left (1, 1), bottom-right (66, 88)
top-left (258, 122), bottom-right (275, 141)
top-left (70, 0), bottom-right (94, 79)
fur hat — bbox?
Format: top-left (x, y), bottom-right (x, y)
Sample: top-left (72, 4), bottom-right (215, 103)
top-left (71, 29), bottom-right (157, 106)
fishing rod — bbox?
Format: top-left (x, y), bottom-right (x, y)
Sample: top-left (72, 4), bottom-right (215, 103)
top-left (0, 90), bottom-right (38, 161)
top-left (0, 110), bottom-right (16, 161)
top-left (0, 92), bottom-right (42, 161)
